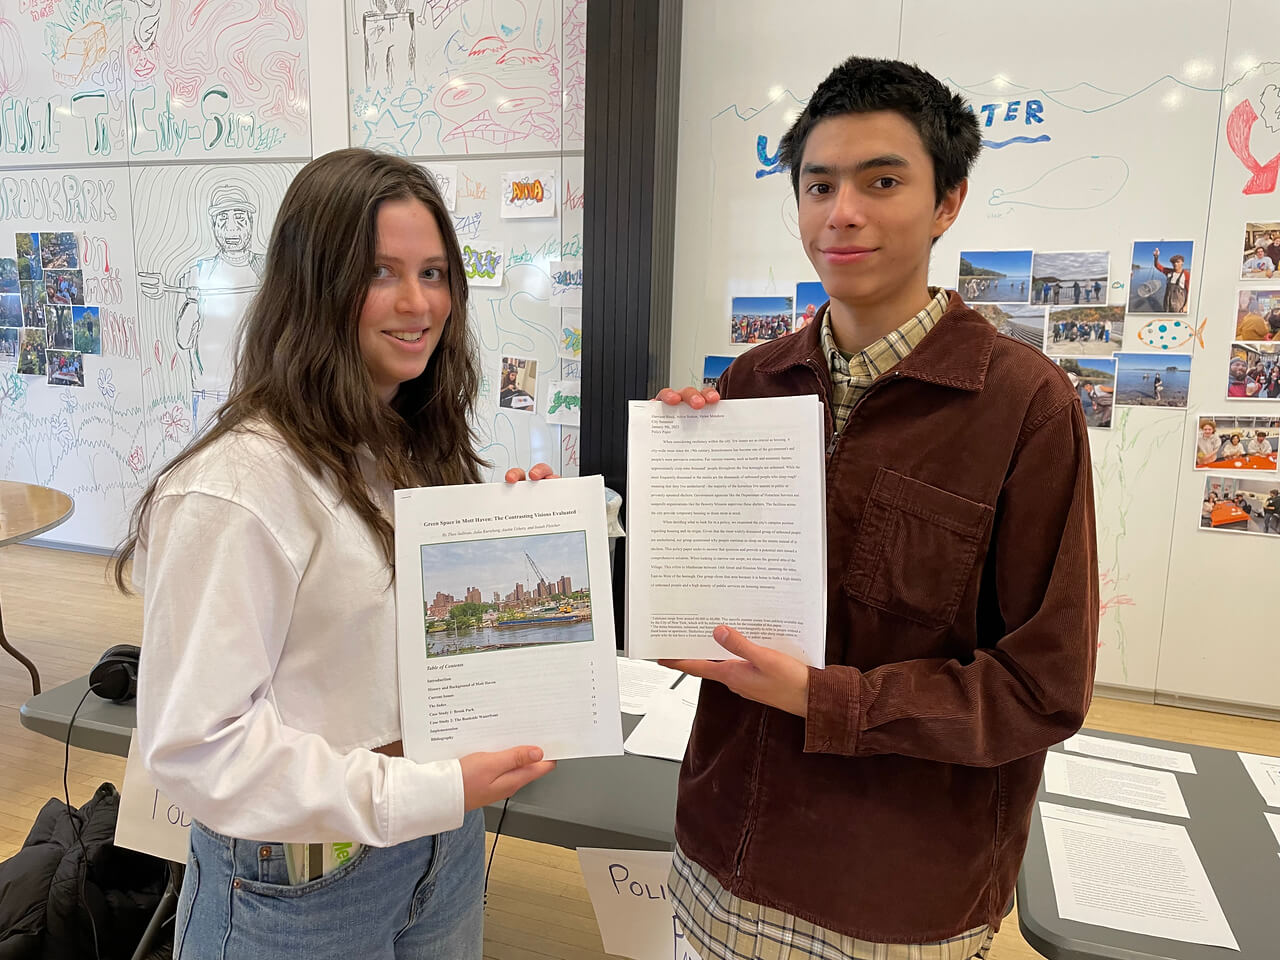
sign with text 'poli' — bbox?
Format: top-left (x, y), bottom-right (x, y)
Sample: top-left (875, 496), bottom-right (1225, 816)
top-left (577, 848), bottom-right (702, 960)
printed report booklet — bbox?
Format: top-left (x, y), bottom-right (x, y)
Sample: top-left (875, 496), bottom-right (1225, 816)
top-left (394, 475), bottom-right (623, 761)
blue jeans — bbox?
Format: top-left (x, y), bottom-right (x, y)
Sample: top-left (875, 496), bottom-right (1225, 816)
top-left (174, 810), bottom-right (485, 959)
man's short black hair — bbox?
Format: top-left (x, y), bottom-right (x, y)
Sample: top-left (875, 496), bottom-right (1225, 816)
top-left (779, 57), bottom-right (981, 203)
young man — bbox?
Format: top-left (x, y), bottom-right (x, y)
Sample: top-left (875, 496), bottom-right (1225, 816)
top-left (1152, 248), bottom-right (1189, 313)
top-left (658, 57), bottom-right (1097, 959)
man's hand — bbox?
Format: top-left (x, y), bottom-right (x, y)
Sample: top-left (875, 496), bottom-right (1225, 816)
top-left (504, 462), bottom-right (558, 482)
top-left (460, 746), bottom-right (556, 810)
top-left (660, 625), bottom-right (810, 718)
top-left (655, 386), bottom-right (720, 409)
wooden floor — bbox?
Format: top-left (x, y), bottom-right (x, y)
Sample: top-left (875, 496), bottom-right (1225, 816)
top-left (1, 543), bottom-right (1277, 960)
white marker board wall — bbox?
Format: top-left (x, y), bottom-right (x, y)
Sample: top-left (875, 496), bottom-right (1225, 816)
top-left (670, 0), bottom-right (1279, 714)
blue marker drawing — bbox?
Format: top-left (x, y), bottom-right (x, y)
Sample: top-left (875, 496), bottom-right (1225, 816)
top-left (989, 156), bottom-right (1130, 210)
top-left (983, 134), bottom-right (1052, 149)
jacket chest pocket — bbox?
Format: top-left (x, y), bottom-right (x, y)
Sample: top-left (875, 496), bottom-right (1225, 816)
top-left (843, 468), bottom-right (994, 629)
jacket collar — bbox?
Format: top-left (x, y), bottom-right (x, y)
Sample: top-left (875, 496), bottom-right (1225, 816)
top-left (758, 290), bottom-right (996, 392)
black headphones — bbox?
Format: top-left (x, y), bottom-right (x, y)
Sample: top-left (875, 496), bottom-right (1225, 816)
top-left (89, 644), bottom-right (141, 704)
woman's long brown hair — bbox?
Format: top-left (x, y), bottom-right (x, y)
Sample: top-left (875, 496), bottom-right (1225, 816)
top-left (113, 148), bottom-right (484, 591)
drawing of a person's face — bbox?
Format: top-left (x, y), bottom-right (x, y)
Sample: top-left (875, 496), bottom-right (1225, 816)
top-left (213, 209), bottom-right (254, 253)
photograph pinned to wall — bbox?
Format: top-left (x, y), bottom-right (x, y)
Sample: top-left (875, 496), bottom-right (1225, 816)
top-left (73, 306), bottom-right (101, 355)
top-left (1113, 353), bottom-right (1190, 408)
top-left (45, 305), bottom-right (74, 350)
top-left (1057, 356), bottom-right (1115, 429)
top-left (1241, 222), bottom-right (1280, 279)
top-left (0, 329), bottom-right (17, 362)
top-left (972, 303), bottom-right (1046, 350)
top-left (501, 170), bottom-right (557, 219)
top-left (550, 260), bottom-right (583, 307)
top-left (546, 380), bottom-right (581, 427)
top-left (463, 240), bottom-right (505, 288)
top-left (499, 356), bottom-right (538, 412)
top-left (1234, 289), bottom-right (1280, 341)
top-left (44, 269), bottom-right (84, 306)
top-left (0, 294), bottom-right (21, 327)
top-left (419, 530), bottom-right (592, 659)
top-left (17, 329), bottom-right (47, 376)
top-left (1199, 475), bottom-right (1280, 537)
top-left (794, 281), bottom-right (828, 331)
top-left (15, 234), bottom-right (41, 282)
top-left (957, 249), bottom-right (1032, 303)
top-left (422, 164), bottom-right (459, 211)
top-left (1193, 415), bottom-right (1279, 471)
top-left (1128, 241), bottom-right (1194, 314)
top-left (1030, 251), bottom-right (1109, 307)
top-left (19, 280), bottom-right (46, 326)
top-left (1227, 342), bottom-right (1280, 399)
top-left (703, 355), bottom-right (734, 387)
top-left (0, 259), bottom-right (17, 294)
top-left (46, 350), bottom-right (84, 388)
top-left (558, 309), bottom-right (582, 361)
top-left (731, 295), bottom-right (793, 344)
top-left (1045, 305), bottom-right (1124, 356)
top-left (38, 232), bottom-right (79, 271)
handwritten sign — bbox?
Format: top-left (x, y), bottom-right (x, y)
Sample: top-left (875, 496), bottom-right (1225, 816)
top-left (463, 240), bottom-right (505, 288)
top-left (546, 379), bottom-right (581, 426)
top-left (577, 848), bottom-right (702, 960)
top-left (550, 259), bottom-right (583, 307)
top-left (500, 169), bottom-right (557, 219)
top-left (115, 730), bottom-right (192, 863)
top-left (558, 308), bottom-right (583, 360)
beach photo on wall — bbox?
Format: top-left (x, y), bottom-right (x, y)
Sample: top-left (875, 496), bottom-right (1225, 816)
top-left (419, 531), bottom-right (593, 660)
top-left (957, 249), bottom-right (1032, 303)
top-left (1057, 356), bottom-right (1115, 429)
top-left (1030, 251), bottom-right (1109, 307)
top-left (1128, 240), bottom-right (1194, 314)
top-left (1114, 353), bottom-right (1190, 408)
top-left (972, 303), bottom-right (1046, 350)
top-left (1045, 305), bottom-right (1124, 356)
top-left (731, 295), bottom-right (793, 343)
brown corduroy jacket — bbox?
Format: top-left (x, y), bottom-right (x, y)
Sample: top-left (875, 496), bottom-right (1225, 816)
top-left (673, 291), bottom-right (1098, 943)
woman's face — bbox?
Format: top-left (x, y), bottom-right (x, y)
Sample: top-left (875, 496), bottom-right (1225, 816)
top-left (1202, 424), bottom-right (1215, 438)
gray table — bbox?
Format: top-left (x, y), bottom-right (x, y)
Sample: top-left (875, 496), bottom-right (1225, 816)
top-left (20, 674), bottom-right (678, 851)
top-left (1018, 729), bottom-right (1278, 960)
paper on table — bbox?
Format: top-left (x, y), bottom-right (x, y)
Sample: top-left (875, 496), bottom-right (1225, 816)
top-left (1043, 752), bottom-right (1189, 818)
top-left (1039, 801), bottom-right (1237, 950)
top-left (623, 677), bottom-right (701, 762)
top-left (1064, 733), bottom-right (1197, 774)
top-left (1265, 812), bottom-right (1280, 848)
top-left (577, 848), bottom-right (703, 960)
top-left (625, 397), bottom-right (827, 666)
top-left (394, 475), bottom-right (623, 762)
top-left (1238, 751), bottom-right (1280, 807)
top-left (114, 730), bottom-right (192, 863)
top-left (617, 657), bottom-right (681, 715)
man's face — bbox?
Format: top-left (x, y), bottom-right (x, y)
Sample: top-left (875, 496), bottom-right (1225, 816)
top-left (1231, 360), bottom-right (1247, 381)
top-left (796, 110), bottom-right (962, 309)
top-left (213, 209), bottom-right (253, 253)
top-left (1171, 256), bottom-right (1184, 271)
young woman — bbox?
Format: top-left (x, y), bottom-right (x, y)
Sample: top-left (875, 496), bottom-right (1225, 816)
top-left (114, 149), bottom-right (556, 958)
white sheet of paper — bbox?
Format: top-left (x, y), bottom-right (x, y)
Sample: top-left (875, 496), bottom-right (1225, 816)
top-left (422, 163), bottom-right (458, 211)
top-left (576, 848), bottom-right (703, 960)
top-left (622, 677), bottom-right (701, 762)
top-left (1265, 811), bottom-right (1280, 848)
top-left (1238, 751), bottom-right (1280, 807)
top-left (500, 169), bottom-right (557, 218)
top-left (1043, 752), bottom-right (1189, 818)
top-left (1064, 733), bottom-right (1197, 774)
top-left (114, 730), bottom-right (192, 864)
top-left (546, 379), bottom-right (581, 426)
top-left (1039, 802), bottom-right (1238, 950)
top-left (463, 239), bottom-right (505, 287)
top-left (394, 476), bottom-right (623, 762)
top-left (625, 398), bottom-right (826, 666)
top-left (617, 657), bottom-right (681, 715)
top-left (549, 259), bottom-right (583, 306)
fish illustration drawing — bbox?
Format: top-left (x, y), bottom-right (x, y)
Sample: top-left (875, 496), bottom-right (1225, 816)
top-left (1135, 316), bottom-right (1208, 351)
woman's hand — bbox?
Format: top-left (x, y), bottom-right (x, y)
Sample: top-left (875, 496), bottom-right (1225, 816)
top-left (504, 463), bottom-right (558, 482)
top-left (460, 746), bottom-right (556, 809)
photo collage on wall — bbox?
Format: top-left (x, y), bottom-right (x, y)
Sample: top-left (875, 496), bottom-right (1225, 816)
top-left (2, 232), bottom-right (103, 387)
